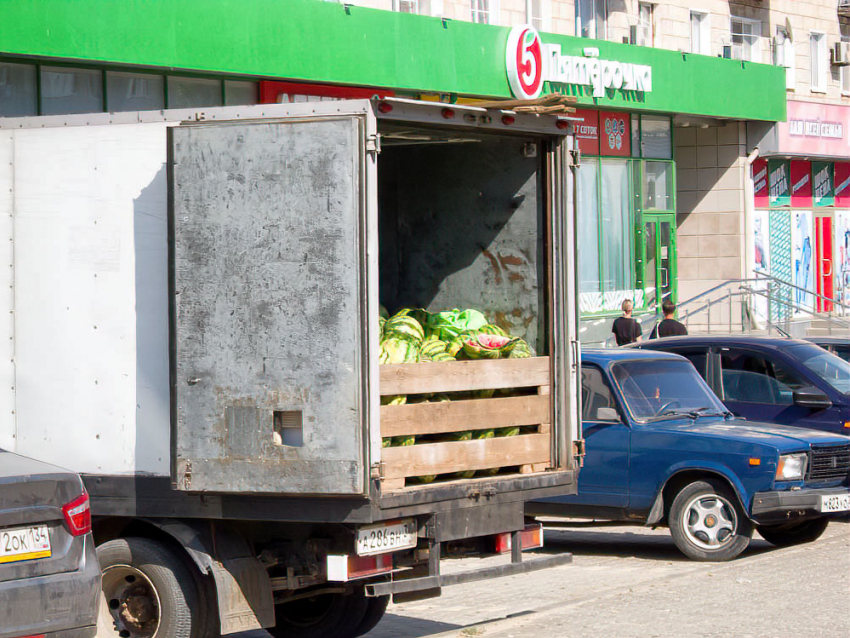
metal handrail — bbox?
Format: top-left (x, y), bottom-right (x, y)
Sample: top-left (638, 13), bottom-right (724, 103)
top-left (752, 272), bottom-right (850, 313)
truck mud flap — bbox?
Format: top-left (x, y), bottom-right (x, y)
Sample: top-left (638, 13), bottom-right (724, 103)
top-left (364, 532), bottom-right (572, 601)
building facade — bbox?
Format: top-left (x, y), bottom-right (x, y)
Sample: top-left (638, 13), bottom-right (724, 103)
top-left (1, 0), bottom-right (793, 342)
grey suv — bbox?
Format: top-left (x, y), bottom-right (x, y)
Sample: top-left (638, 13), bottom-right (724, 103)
top-left (0, 449), bottom-right (100, 638)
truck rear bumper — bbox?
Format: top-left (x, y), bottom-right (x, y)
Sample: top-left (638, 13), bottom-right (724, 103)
top-left (751, 487), bottom-right (850, 523)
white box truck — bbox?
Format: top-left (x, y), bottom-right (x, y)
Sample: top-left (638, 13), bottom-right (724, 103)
top-left (0, 99), bottom-right (582, 637)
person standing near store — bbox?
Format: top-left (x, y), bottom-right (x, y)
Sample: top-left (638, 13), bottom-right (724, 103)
top-left (611, 299), bottom-right (642, 346)
top-left (650, 301), bottom-right (688, 339)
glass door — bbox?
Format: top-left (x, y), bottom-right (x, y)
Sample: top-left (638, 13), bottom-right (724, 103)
top-left (815, 211), bottom-right (834, 312)
top-left (643, 214), bottom-right (677, 311)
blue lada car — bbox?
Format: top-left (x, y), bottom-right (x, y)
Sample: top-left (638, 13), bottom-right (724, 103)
top-left (529, 349), bottom-right (850, 561)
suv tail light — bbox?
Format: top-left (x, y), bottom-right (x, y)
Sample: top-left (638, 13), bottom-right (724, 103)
top-left (62, 492), bottom-right (92, 536)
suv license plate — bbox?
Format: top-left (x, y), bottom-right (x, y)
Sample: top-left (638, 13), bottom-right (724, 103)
top-left (820, 493), bottom-right (850, 513)
top-left (356, 519), bottom-right (417, 557)
top-left (0, 524), bottom-right (52, 564)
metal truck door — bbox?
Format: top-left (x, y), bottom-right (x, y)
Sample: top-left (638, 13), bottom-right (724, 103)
top-left (169, 109), bottom-right (372, 494)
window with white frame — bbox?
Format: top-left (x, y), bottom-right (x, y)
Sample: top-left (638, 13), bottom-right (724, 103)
top-left (394, 0), bottom-right (440, 15)
top-left (731, 16), bottom-right (761, 62)
top-left (810, 32), bottom-right (827, 92)
top-left (690, 10), bottom-right (710, 55)
top-left (843, 37), bottom-right (850, 95)
top-left (471, 0), bottom-right (499, 24)
top-left (774, 26), bottom-right (796, 90)
top-left (637, 2), bottom-right (654, 47)
top-left (576, 0), bottom-right (607, 40)
top-left (526, 0), bottom-right (547, 31)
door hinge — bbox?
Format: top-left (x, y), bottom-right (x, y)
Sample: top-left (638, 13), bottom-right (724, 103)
top-left (366, 134), bottom-right (382, 154)
top-left (573, 440), bottom-right (586, 467)
top-left (370, 462), bottom-right (384, 479)
top-left (181, 460), bottom-right (193, 490)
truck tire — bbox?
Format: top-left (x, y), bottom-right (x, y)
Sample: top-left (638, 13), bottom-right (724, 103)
top-left (97, 537), bottom-right (202, 638)
top-left (668, 479), bottom-right (752, 561)
top-left (354, 594), bottom-right (390, 636)
top-left (757, 518), bottom-right (829, 547)
top-left (269, 590), bottom-right (368, 638)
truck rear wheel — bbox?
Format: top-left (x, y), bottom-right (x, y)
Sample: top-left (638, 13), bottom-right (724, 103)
top-left (354, 594), bottom-right (390, 637)
top-left (97, 537), bottom-right (202, 638)
top-left (757, 518), bottom-right (829, 547)
top-left (668, 479), bottom-right (752, 561)
top-left (269, 590), bottom-right (368, 638)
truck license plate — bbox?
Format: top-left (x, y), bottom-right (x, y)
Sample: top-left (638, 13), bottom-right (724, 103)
top-left (0, 525), bottom-right (51, 564)
top-left (820, 493), bottom-right (850, 513)
top-left (356, 519), bottom-right (417, 556)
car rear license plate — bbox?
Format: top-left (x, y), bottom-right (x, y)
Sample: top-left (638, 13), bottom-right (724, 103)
top-left (0, 524), bottom-right (51, 564)
top-left (356, 519), bottom-right (417, 556)
top-left (820, 493), bottom-right (850, 513)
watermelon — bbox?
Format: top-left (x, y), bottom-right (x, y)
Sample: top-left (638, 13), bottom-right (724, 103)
top-left (420, 339), bottom-right (448, 358)
top-left (432, 352), bottom-right (456, 362)
top-left (392, 435), bottom-right (416, 447)
top-left (379, 337), bottom-right (419, 365)
top-left (384, 315), bottom-right (425, 345)
top-left (508, 339), bottom-right (534, 359)
top-left (379, 304), bottom-right (390, 320)
top-left (462, 333), bottom-right (519, 360)
top-left (381, 395), bottom-right (407, 406)
top-left (445, 339), bottom-right (464, 357)
top-left (495, 426), bottom-right (521, 437)
top-left (479, 324), bottom-right (508, 337)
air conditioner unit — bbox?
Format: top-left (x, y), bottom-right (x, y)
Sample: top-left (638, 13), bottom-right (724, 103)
top-left (832, 41), bottom-right (850, 66)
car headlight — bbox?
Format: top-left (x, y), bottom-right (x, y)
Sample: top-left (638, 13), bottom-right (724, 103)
top-left (776, 453), bottom-right (808, 481)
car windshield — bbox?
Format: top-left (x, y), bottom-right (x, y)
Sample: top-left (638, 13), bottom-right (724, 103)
top-left (791, 345), bottom-right (850, 395)
top-left (611, 359), bottom-right (727, 422)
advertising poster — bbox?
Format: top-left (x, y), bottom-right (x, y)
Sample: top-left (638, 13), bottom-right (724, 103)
top-left (571, 108), bottom-right (600, 155)
top-left (836, 162), bottom-right (850, 208)
top-left (792, 211), bottom-right (814, 314)
top-left (599, 112), bottom-right (631, 157)
top-left (836, 211), bottom-right (850, 306)
top-left (790, 160), bottom-right (812, 208)
top-left (812, 162), bottom-right (834, 207)
top-left (768, 159), bottom-right (790, 207)
top-left (751, 210), bottom-right (770, 323)
top-left (753, 158), bottom-right (769, 209)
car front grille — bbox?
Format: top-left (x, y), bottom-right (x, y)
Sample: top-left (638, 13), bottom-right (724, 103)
top-left (808, 444), bottom-right (850, 482)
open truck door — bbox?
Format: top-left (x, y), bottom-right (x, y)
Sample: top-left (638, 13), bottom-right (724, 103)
top-left (169, 105), bottom-right (375, 495)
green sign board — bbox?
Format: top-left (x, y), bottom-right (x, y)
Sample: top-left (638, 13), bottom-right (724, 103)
top-left (768, 159), bottom-right (791, 207)
top-left (0, 0), bottom-right (787, 121)
top-left (813, 162), bottom-right (834, 207)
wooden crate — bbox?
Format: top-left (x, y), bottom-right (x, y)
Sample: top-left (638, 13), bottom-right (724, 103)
top-left (379, 357), bottom-right (551, 491)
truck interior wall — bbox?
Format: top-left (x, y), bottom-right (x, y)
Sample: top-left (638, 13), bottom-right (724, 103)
top-left (0, 132), bottom-right (14, 451)
top-left (377, 133), bottom-right (548, 352)
top-left (4, 123), bottom-right (172, 476)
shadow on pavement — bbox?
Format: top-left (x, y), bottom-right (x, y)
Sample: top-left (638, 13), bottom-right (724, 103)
top-left (362, 614), bottom-right (460, 638)
top-left (540, 527), bottom-right (775, 562)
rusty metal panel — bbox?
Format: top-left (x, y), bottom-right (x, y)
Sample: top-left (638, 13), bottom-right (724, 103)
top-left (170, 115), bottom-right (368, 494)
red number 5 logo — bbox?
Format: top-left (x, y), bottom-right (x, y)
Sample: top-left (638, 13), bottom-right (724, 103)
top-left (506, 25), bottom-right (544, 100)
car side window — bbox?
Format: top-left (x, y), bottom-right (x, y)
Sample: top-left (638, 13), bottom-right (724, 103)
top-left (719, 350), bottom-right (806, 405)
top-left (668, 349), bottom-right (708, 379)
top-left (581, 366), bottom-right (618, 421)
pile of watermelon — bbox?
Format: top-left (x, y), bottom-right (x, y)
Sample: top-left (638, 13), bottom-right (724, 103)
top-left (378, 306), bottom-right (536, 483)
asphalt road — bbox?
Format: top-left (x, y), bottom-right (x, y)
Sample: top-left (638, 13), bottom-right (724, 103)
top-left (242, 519), bottom-right (850, 638)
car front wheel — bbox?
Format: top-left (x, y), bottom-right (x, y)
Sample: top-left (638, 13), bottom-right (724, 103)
top-left (757, 518), bottom-right (829, 547)
top-left (668, 479), bottom-right (753, 561)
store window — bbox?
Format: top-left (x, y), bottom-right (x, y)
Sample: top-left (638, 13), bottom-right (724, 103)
top-left (644, 162), bottom-right (673, 211)
top-left (224, 80), bottom-right (258, 106)
top-left (471, 0), bottom-right (499, 25)
top-left (636, 2), bottom-right (654, 47)
top-left (576, 0), bottom-right (606, 40)
top-left (690, 11), bottom-right (710, 56)
top-left (106, 71), bottom-right (165, 112)
top-left (0, 62), bottom-right (37, 117)
top-left (640, 115), bottom-right (672, 159)
top-left (810, 32), bottom-right (827, 93)
top-left (577, 159), bottom-right (601, 294)
top-left (41, 66), bottom-right (103, 115)
top-left (167, 76), bottom-right (222, 108)
top-left (601, 160), bottom-right (634, 294)
top-left (731, 16), bottom-right (761, 63)
top-left (774, 26), bottom-right (796, 90)
top-left (394, 0), bottom-right (439, 14)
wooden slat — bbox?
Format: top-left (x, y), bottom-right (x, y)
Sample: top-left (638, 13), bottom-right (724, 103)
top-left (520, 463), bottom-right (549, 474)
top-left (381, 478), bottom-right (406, 492)
top-left (380, 357), bottom-right (550, 396)
top-left (381, 394), bottom-right (550, 437)
top-left (381, 434), bottom-right (550, 479)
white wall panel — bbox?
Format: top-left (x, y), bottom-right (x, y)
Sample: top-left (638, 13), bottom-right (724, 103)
top-left (12, 123), bottom-right (171, 475)
top-left (0, 132), bottom-right (16, 451)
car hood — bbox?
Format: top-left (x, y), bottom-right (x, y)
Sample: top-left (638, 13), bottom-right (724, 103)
top-left (646, 417), bottom-right (850, 451)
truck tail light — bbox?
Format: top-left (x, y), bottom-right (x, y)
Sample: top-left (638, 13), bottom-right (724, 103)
top-left (326, 553), bottom-right (394, 582)
top-left (377, 102), bottom-right (393, 114)
top-left (62, 492), bottom-right (92, 537)
top-left (493, 523), bottom-right (544, 554)
top-left (501, 114), bottom-right (516, 125)
top-left (556, 119), bottom-right (570, 130)
top-left (441, 108), bottom-right (455, 119)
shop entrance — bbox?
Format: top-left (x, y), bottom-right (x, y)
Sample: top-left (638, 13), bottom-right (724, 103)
top-left (815, 211), bottom-right (834, 312)
top-left (643, 213), bottom-right (677, 311)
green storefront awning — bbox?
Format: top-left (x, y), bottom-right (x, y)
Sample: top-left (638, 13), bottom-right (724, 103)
top-left (0, 0), bottom-right (786, 121)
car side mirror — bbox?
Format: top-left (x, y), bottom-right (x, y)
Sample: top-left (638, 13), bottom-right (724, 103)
top-left (596, 407), bottom-right (621, 422)
top-left (792, 386), bottom-right (832, 410)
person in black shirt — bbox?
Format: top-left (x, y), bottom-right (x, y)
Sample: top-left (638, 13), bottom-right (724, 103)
top-left (650, 301), bottom-right (688, 339)
top-left (611, 299), bottom-right (642, 346)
